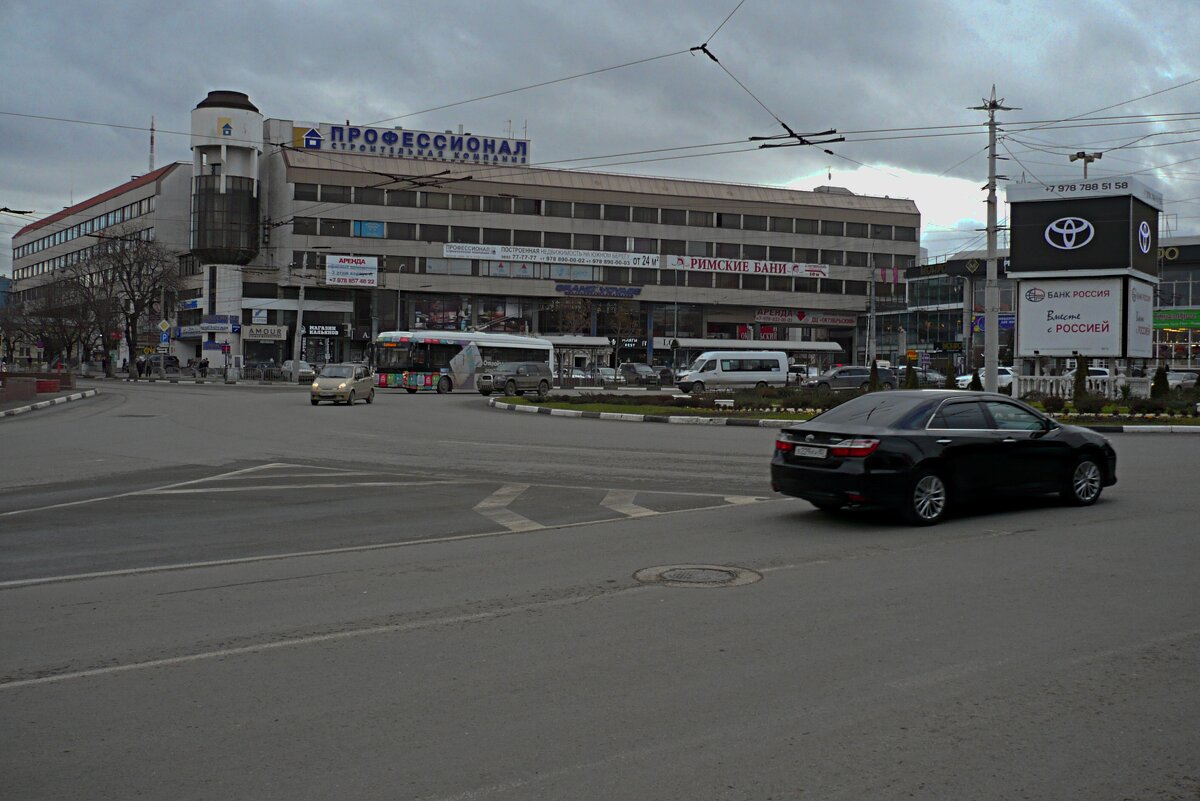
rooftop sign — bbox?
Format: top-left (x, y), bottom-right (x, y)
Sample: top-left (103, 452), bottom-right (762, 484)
top-left (293, 124), bottom-right (529, 165)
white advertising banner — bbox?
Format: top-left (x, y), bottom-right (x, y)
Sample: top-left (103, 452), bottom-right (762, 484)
top-left (755, 308), bottom-right (857, 327)
top-left (1126, 279), bottom-right (1154, 358)
top-left (325, 255), bottom-right (378, 287)
top-left (667, 256), bottom-right (829, 278)
top-left (443, 243), bottom-right (658, 268)
top-left (1017, 277), bottom-right (1123, 357)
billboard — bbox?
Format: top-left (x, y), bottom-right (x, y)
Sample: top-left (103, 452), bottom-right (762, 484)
top-left (1126, 280), bottom-right (1154, 358)
top-left (667, 256), bottom-right (829, 278)
top-left (325, 255), bottom-right (378, 287)
top-left (1016, 277), bottom-right (1123, 357)
top-left (1009, 196), bottom-right (1158, 276)
top-left (754, 308), bottom-right (857, 326)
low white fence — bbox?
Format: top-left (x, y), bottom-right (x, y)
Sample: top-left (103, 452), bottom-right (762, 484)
top-left (1014, 375), bottom-right (1151, 400)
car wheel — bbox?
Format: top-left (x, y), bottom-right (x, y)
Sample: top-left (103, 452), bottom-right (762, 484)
top-left (818, 382), bottom-right (831, 391)
top-left (347, 390), bottom-right (355, 406)
top-left (860, 382), bottom-right (870, 391)
top-left (406, 388), bottom-right (418, 394)
top-left (691, 381), bottom-right (705, 394)
top-left (811, 501), bottom-right (843, 513)
top-left (366, 389), bottom-right (374, 404)
top-left (504, 380), bottom-right (517, 397)
top-left (1061, 454), bottom-right (1104, 506)
top-left (537, 380), bottom-right (549, 399)
top-left (479, 390), bottom-right (491, 396)
top-left (902, 469), bottom-right (949, 526)
top-left (310, 398), bottom-right (319, 406)
top-left (755, 381), bottom-right (768, 391)
top-left (882, 382), bottom-right (893, 390)
top-left (436, 376), bottom-right (452, 394)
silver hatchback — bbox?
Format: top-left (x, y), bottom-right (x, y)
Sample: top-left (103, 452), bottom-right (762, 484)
top-left (310, 363), bottom-right (375, 405)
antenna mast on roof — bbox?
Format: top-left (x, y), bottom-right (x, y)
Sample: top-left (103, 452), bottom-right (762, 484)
top-left (149, 116), bottom-right (156, 173)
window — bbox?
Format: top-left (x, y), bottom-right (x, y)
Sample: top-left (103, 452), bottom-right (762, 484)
top-left (715, 242), bottom-right (740, 258)
top-left (573, 202), bottom-right (601, 220)
top-left (447, 194), bottom-right (477, 212)
top-left (686, 240), bottom-right (713, 257)
top-left (986, 402), bottom-right (1044, 431)
top-left (688, 210), bottom-right (714, 227)
top-left (353, 220), bottom-right (386, 238)
top-left (715, 272), bottom-right (739, 289)
top-left (632, 206), bottom-right (658, 224)
top-left (768, 277), bottom-right (792, 291)
top-left (387, 189), bottom-right (417, 207)
top-left (794, 277), bottom-right (819, 293)
top-left (319, 218), bottom-right (351, 237)
top-left (743, 214), bottom-right (767, 231)
top-left (544, 200), bottom-right (572, 218)
top-left (871, 224), bottom-right (893, 240)
top-left (294, 183), bottom-right (318, 201)
top-left (320, 185), bottom-right (351, 203)
top-left (687, 271), bottom-right (713, 288)
top-left (513, 229), bottom-right (541, 247)
top-left (873, 252), bottom-right (894, 269)
top-left (603, 236), bottom-right (628, 252)
top-left (420, 224), bottom-right (448, 242)
top-left (482, 196), bottom-right (512, 213)
top-left (482, 228), bottom-right (510, 245)
top-left (355, 187), bottom-right (385, 205)
top-left (846, 251), bottom-right (869, 267)
top-left (605, 204), bottom-right (632, 223)
top-left (843, 279), bottom-right (866, 295)
top-left (513, 197), bottom-right (541, 215)
top-left (631, 268), bottom-right (657, 285)
top-left (451, 226), bottom-right (480, 244)
top-left (387, 222), bottom-right (416, 240)
top-left (660, 208), bottom-right (686, 226)
top-left (544, 231), bottom-right (571, 249)
top-left (929, 401), bottom-right (989, 430)
top-left (768, 216), bottom-right (793, 234)
top-left (768, 246), bottom-right (793, 262)
top-left (795, 218), bottom-right (818, 234)
top-left (660, 239), bottom-right (685, 256)
top-left (633, 237), bottom-right (657, 253)
top-left (822, 250), bottom-right (844, 266)
top-left (742, 275), bottom-right (766, 290)
top-left (845, 222), bottom-right (868, 238)
top-left (743, 244), bottom-right (767, 261)
top-left (820, 220), bottom-right (845, 237)
top-left (425, 258), bottom-right (472, 276)
top-left (894, 226), bottom-right (917, 241)
top-left (420, 192), bottom-right (449, 209)
top-left (717, 213), bottom-right (741, 229)
top-left (574, 233), bottom-right (601, 250)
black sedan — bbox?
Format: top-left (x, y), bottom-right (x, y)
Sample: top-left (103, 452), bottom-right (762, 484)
top-left (771, 390), bottom-right (1117, 525)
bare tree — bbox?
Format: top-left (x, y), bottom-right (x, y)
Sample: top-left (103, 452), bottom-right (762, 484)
top-left (89, 226), bottom-right (179, 365)
top-left (64, 256), bottom-right (126, 377)
top-left (23, 278), bottom-right (89, 367)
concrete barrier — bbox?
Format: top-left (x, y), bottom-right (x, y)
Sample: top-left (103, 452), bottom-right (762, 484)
top-left (2, 377), bottom-right (37, 402)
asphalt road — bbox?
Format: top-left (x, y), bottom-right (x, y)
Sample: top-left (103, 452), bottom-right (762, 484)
top-left (1, 381), bottom-right (1197, 800)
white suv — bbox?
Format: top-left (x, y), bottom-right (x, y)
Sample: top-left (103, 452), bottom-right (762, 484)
top-left (955, 366), bottom-right (1014, 389)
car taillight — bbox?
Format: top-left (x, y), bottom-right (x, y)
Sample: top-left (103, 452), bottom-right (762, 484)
top-left (830, 438), bottom-right (880, 457)
top-left (775, 438), bottom-right (794, 453)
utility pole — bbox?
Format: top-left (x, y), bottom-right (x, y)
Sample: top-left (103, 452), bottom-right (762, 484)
top-left (970, 86), bottom-right (1016, 393)
top-left (1069, 151), bottom-right (1102, 179)
top-left (290, 283), bottom-right (305, 383)
top-left (866, 275), bottom-right (877, 364)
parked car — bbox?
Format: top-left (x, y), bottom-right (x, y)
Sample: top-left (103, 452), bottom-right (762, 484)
top-left (310, 363), bottom-right (375, 405)
top-left (675, 351), bottom-right (789, 394)
top-left (478, 362), bottom-right (552, 397)
top-left (771, 390), bottom-right (1118, 525)
top-left (1062, 367), bottom-right (1111, 379)
top-left (955, 366), bottom-right (1014, 389)
top-left (144, 354), bottom-right (181, 373)
top-left (788, 365), bottom-right (822, 384)
top-left (1167, 371), bottom-right (1198, 391)
top-left (895, 365), bottom-right (948, 387)
top-left (589, 367), bottom-right (621, 384)
top-left (282, 360), bottom-right (316, 382)
top-left (805, 365), bottom-right (896, 391)
top-left (618, 363), bottom-right (660, 386)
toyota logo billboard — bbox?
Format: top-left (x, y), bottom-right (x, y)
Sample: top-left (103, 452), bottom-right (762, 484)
top-left (1009, 195), bottom-right (1158, 277)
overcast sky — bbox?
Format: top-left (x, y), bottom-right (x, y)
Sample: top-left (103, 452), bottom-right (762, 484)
top-left (3, 0), bottom-right (1200, 277)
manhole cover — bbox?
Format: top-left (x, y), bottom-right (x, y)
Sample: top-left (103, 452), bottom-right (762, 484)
top-left (633, 564), bottom-right (762, 588)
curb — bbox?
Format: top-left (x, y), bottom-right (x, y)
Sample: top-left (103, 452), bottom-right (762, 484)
top-left (486, 398), bottom-right (1200, 433)
top-left (487, 397), bottom-right (792, 428)
top-left (1, 389), bottom-right (99, 419)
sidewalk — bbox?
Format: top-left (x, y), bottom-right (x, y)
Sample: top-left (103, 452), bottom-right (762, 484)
top-left (78, 374), bottom-right (308, 390)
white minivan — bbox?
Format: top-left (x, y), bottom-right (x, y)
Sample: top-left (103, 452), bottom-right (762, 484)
top-left (675, 351), bottom-right (789, 393)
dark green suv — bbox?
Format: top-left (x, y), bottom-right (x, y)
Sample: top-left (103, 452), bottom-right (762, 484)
top-left (477, 362), bottom-right (552, 397)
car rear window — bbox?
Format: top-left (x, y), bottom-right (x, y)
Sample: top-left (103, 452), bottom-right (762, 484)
top-left (809, 395), bottom-right (940, 429)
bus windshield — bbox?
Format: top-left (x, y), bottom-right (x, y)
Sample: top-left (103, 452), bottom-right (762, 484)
top-left (376, 344), bottom-right (413, 370)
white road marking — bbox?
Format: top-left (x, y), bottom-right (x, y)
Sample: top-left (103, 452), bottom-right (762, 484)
top-left (145, 480), bottom-right (459, 495)
top-left (600, 489), bottom-right (656, 518)
top-left (472, 483), bottom-right (542, 532)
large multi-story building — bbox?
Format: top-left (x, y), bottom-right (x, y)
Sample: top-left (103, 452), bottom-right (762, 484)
top-left (11, 91), bottom-right (922, 371)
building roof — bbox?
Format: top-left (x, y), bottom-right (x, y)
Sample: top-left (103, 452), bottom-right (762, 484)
top-left (282, 149), bottom-right (919, 215)
top-left (14, 162), bottom-right (184, 239)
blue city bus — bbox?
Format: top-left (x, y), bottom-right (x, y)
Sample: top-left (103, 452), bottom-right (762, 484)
top-left (373, 330), bottom-right (554, 393)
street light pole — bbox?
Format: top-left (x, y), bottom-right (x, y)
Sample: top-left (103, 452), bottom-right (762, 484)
top-left (1069, 151), bottom-right (1102, 179)
top-left (290, 283), bottom-right (305, 383)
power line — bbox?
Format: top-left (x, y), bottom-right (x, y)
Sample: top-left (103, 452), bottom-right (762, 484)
top-left (705, 0), bottom-right (747, 42)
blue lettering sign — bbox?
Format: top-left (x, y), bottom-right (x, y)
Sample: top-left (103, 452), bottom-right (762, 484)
top-left (402, 131), bottom-right (414, 148)
top-left (364, 129), bottom-right (377, 144)
top-left (382, 131), bottom-right (398, 145)
top-left (330, 126), bottom-right (344, 142)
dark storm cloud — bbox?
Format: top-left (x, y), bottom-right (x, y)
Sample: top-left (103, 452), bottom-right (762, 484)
top-left (3, 0), bottom-right (1200, 272)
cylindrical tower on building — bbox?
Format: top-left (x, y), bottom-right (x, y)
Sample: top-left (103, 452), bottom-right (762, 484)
top-left (190, 91), bottom-right (263, 265)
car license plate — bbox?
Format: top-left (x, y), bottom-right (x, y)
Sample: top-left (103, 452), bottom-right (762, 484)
top-left (793, 445), bottom-right (827, 459)
top-left (320, 392), bottom-right (334, 397)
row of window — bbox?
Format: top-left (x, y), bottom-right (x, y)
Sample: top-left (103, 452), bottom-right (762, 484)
top-left (292, 184), bottom-right (917, 241)
top-left (10, 228), bottom-right (157, 280)
top-left (289, 251), bottom-right (904, 298)
top-left (13, 197), bottom-right (156, 260)
top-left (291, 217), bottom-right (913, 268)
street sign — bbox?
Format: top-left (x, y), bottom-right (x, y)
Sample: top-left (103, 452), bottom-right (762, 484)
top-left (156, 345), bottom-right (170, 354)
top-left (158, 319), bottom-right (170, 333)
top-left (160, 331), bottom-right (170, 344)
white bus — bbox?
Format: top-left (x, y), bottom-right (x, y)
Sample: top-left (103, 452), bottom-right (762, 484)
top-left (373, 330), bottom-right (554, 394)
